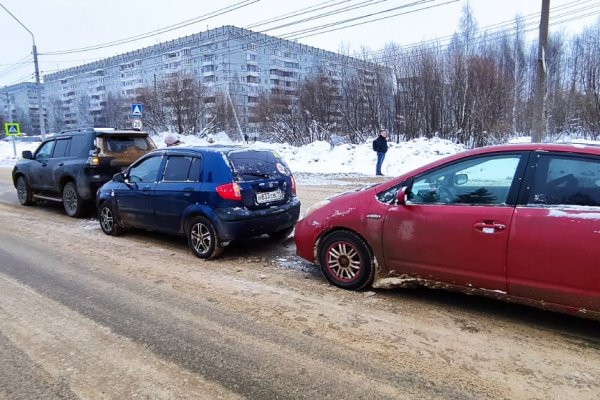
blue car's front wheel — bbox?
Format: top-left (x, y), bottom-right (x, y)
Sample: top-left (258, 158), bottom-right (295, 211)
top-left (98, 202), bottom-right (122, 236)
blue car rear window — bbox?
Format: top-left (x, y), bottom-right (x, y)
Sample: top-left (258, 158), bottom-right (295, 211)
top-left (227, 150), bottom-right (290, 180)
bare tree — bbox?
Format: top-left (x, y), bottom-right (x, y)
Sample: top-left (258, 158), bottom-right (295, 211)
top-left (298, 74), bottom-right (339, 143)
top-left (254, 93), bottom-right (308, 145)
top-left (161, 75), bottom-right (206, 134)
top-left (46, 96), bottom-right (65, 132)
top-left (134, 74), bottom-right (209, 135)
top-left (77, 95), bottom-right (93, 128)
top-left (15, 107), bottom-right (32, 133)
top-left (103, 92), bottom-right (128, 129)
top-left (136, 86), bottom-right (168, 134)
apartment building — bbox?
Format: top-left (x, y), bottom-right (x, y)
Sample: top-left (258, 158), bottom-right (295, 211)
top-left (42, 25), bottom-right (369, 134)
top-left (0, 82), bottom-right (45, 135)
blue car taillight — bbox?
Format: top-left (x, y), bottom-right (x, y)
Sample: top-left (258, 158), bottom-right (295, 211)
top-left (216, 182), bottom-right (242, 201)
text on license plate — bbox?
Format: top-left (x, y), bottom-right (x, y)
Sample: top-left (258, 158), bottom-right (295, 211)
top-left (256, 189), bottom-right (284, 204)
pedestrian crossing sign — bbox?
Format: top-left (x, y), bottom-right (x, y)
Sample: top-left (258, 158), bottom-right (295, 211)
top-left (4, 122), bottom-right (21, 136)
top-left (131, 103), bottom-right (143, 117)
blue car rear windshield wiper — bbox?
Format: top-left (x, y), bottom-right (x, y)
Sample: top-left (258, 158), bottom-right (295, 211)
top-left (241, 172), bottom-right (272, 178)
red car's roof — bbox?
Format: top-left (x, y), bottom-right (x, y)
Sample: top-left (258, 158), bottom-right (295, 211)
top-left (460, 142), bottom-right (600, 155)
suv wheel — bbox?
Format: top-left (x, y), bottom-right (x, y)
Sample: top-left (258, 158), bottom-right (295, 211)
top-left (63, 182), bottom-right (85, 218)
top-left (16, 176), bottom-right (34, 206)
top-left (98, 203), bottom-right (122, 236)
top-left (187, 216), bottom-right (223, 259)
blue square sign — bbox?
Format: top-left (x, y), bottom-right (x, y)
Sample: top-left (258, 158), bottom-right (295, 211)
top-left (131, 103), bottom-right (143, 117)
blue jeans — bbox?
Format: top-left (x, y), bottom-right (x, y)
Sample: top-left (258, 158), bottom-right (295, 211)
top-left (376, 152), bottom-right (386, 175)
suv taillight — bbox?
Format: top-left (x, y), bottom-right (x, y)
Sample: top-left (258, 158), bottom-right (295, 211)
top-left (216, 182), bottom-right (241, 201)
top-left (87, 156), bottom-right (100, 166)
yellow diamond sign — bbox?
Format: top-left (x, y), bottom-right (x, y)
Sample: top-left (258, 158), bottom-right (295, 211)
top-left (4, 122), bottom-right (21, 136)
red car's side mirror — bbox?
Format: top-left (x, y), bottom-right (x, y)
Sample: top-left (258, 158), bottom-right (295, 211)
top-left (396, 187), bottom-right (407, 205)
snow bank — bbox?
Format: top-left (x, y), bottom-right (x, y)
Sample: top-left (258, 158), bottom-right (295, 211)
top-left (0, 133), bottom-right (464, 176)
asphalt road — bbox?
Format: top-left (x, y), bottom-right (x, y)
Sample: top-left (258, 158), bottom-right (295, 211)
top-left (0, 173), bottom-right (16, 205)
top-left (0, 232), bottom-right (390, 399)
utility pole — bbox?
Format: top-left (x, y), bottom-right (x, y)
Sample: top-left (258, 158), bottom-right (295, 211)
top-left (532, 0), bottom-right (550, 143)
top-left (0, 3), bottom-right (46, 139)
top-left (4, 92), bottom-right (10, 122)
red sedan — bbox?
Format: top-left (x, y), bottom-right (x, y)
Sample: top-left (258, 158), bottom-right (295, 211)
top-left (295, 143), bottom-right (600, 320)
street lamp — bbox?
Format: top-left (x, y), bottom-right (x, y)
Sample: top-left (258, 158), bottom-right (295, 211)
top-left (0, 3), bottom-right (46, 139)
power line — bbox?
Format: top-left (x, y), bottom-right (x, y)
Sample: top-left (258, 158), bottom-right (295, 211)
top-left (363, 0), bottom-right (600, 61)
top-left (39, 0), bottom-right (432, 58)
top-left (0, 54), bottom-right (33, 75)
top-left (256, 0), bottom-right (391, 33)
top-left (6, 0), bottom-right (599, 88)
top-left (0, 54), bottom-right (32, 68)
top-left (362, 0), bottom-right (595, 58)
top-left (3, 73), bottom-right (35, 87)
top-left (246, 0), bottom-right (352, 29)
top-left (38, 2), bottom-right (599, 84)
top-left (33, 1), bottom-right (451, 81)
top-left (40, 0), bottom-right (261, 56)
top-left (0, 56), bottom-right (33, 80)
top-left (282, 0), bottom-right (457, 40)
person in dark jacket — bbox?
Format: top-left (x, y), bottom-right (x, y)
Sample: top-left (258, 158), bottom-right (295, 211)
top-left (372, 129), bottom-right (389, 175)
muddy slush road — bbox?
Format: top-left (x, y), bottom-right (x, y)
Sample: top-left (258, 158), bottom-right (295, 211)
top-left (0, 167), bottom-right (598, 399)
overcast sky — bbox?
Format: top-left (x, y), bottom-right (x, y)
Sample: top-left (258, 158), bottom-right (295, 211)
top-left (1, 0), bottom-right (599, 87)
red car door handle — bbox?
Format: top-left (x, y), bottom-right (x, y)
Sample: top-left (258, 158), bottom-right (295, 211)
top-left (474, 222), bottom-right (506, 233)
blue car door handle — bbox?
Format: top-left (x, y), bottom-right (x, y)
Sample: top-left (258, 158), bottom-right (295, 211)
top-left (142, 186), bottom-right (152, 192)
top-left (183, 187), bottom-right (193, 197)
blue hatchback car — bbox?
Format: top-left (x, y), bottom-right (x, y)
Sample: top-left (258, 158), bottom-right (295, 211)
top-left (96, 145), bottom-right (301, 259)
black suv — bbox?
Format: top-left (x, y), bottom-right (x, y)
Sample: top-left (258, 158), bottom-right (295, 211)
top-left (12, 128), bottom-right (156, 217)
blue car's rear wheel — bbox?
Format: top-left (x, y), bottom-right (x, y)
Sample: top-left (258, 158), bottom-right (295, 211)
top-left (319, 231), bottom-right (374, 290)
top-left (187, 216), bottom-right (223, 260)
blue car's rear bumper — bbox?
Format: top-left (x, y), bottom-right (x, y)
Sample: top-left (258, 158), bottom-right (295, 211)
top-left (214, 197), bottom-right (301, 240)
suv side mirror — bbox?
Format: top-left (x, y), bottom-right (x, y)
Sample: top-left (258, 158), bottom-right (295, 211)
top-left (22, 150), bottom-right (33, 159)
top-left (396, 187), bottom-right (407, 205)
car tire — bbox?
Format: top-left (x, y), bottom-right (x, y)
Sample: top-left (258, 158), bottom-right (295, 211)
top-left (187, 216), bottom-right (223, 260)
top-left (16, 176), bottom-right (34, 206)
top-left (62, 182), bottom-right (85, 218)
top-left (268, 227), bottom-right (294, 240)
top-left (98, 202), bottom-right (122, 236)
top-left (318, 231), bottom-right (374, 290)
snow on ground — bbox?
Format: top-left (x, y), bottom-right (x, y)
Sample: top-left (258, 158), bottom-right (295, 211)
top-left (0, 132), bottom-right (465, 182)
top-left (3, 131), bottom-right (599, 185)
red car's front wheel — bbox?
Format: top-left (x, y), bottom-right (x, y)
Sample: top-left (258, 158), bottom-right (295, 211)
top-left (318, 231), bottom-right (374, 290)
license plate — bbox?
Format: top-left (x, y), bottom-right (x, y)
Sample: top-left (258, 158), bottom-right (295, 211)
top-left (256, 189), bottom-right (284, 204)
